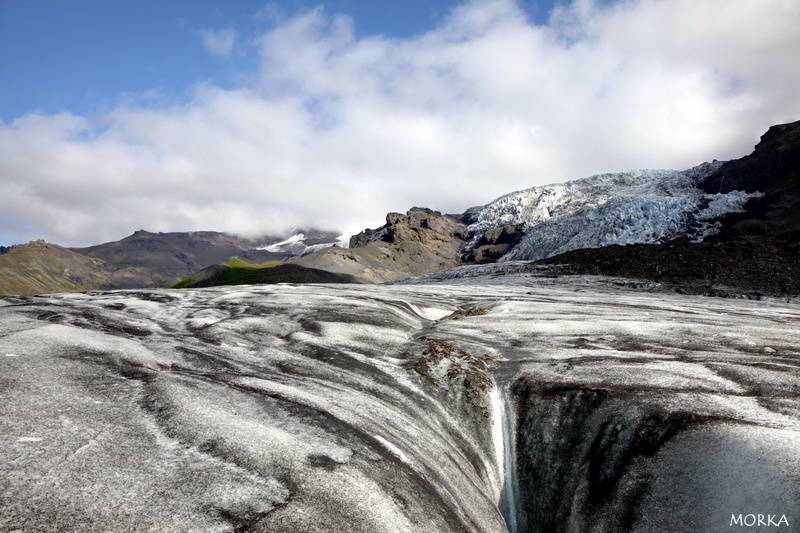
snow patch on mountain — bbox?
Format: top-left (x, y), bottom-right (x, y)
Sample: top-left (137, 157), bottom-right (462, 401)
top-left (466, 162), bottom-right (761, 262)
top-left (256, 233), bottom-right (337, 256)
top-left (258, 233), bottom-right (307, 252)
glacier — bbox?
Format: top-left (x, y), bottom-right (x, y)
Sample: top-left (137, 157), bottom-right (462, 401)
top-left (1, 271), bottom-right (798, 532)
top-left (465, 162), bottom-right (762, 261)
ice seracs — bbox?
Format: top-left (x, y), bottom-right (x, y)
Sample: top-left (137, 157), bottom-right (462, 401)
top-left (465, 162), bottom-right (762, 262)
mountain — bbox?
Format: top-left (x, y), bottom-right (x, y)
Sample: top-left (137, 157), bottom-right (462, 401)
top-left (5, 121), bottom-right (799, 295)
top-left (0, 229), bottom-right (342, 296)
top-left (71, 229), bottom-right (341, 289)
top-left (74, 230), bottom-right (271, 288)
top-left (173, 120), bottom-right (800, 290)
top-left (0, 240), bottom-right (111, 296)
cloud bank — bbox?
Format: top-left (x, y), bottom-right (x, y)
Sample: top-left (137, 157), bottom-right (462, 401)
top-left (2, 0), bottom-right (800, 246)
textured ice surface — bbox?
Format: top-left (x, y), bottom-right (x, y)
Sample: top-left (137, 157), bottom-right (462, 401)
top-left (465, 163), bottom-right (762, 261)
top-left (1, 279), bottom-right (798, 532)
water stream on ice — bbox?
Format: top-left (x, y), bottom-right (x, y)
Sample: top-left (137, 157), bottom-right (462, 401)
top-left (491, 386), bottom-right (522, 533)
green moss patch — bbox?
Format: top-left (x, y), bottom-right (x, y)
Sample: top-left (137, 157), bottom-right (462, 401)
top-left (172, 260), bottom-right (359, 288)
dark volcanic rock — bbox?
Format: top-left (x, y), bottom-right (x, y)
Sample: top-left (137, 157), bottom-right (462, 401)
top-left (701, 120), bottom-right (800, 197)
top-left (700, 119), bottom-right (800, 240)
top-left (462, 225), bottom-right (526, 264)
top-left (349, 207), bottom-right (467, 250)
top-left (539, 237), bottom-right (800, 298)
top-left (456, 206), bottom-right (484, 225)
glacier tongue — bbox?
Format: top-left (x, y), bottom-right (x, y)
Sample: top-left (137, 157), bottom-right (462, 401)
top-left (466, 162), bottom-right (761, 262)
top-left (2, 281), bottom-right (799, 531)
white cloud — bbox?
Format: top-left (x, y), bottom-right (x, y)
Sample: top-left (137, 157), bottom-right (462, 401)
top-left (2, 0), bottom-right (800, 247)
top-left (200, 28), bottom-right (238, 57)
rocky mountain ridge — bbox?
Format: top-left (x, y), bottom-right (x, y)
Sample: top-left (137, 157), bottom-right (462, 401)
top-left (0, 229), bottom-right (342, 295)
top-left (0, 240), bottom-right (111, 296)
top-left (294, 207), bottom-right (468, 283)
top-left (73, 229), bottom-right (342, 288)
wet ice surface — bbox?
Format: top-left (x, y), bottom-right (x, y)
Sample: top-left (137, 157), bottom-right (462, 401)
top-left (1, 276), bottom-right (799, 532)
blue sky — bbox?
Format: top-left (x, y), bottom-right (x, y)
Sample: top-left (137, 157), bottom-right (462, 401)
top-left (2, 0), bottom-right (800, 247)
top-left (0, 0), bottom-right (559, 121)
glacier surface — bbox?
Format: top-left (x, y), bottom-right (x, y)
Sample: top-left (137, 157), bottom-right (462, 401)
top-left (1, 276), bottom-right (798, 532)
top-left (466, 162), bottom-right (761, 261)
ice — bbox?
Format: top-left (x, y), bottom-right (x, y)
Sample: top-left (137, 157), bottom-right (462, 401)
top-left (489, 387), bottom-right (505, 495)
top-left (257, 232), bottom-right (306, 251)
top-left (1, 278), bottom-right (798, 532)
top-left (374, 435), bottom-right (410, 464)
top-left (465, 162), bottom-right (762, 261)
top-left (408, 303), bottom-right (454, 321)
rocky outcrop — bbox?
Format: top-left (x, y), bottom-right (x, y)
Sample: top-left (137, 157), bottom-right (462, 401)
top-left (462, 224), bottom-right (526, 264)
top-left (350, 207), bottom-right (467, 252)
top-left (701, 120), bottom-right (800, 196)
top-left (297, 208), bottom-right (468, 283)
top-left (699, 119), bottom-right (800, 240)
